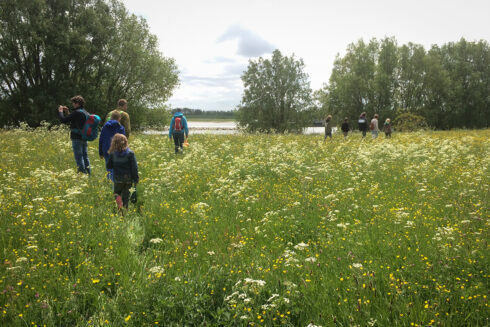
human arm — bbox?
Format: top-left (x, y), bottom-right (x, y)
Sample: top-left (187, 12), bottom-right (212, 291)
top-left (58, 106), bottom-right (74, 123)
top-left (106, 154), bottom-right (113, 170)
top-left (183, 116), bottom-right (189, 138)
top-left (125, 116), bottom-right (131, 138)
top-left (130, 152), bottom-right (139, 184)
top-left (98, 128), bottom-right (104, 157)
top-left (168, 117), bottom-right (174, 138)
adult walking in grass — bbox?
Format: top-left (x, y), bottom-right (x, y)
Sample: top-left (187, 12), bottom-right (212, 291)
top-left (370, 114), bottom-right (379, 139)
top-left (324, 115), bottom-right (333, 141)
top-left (106, 99), bottom-right (131, 139)
top-left (358, 112), bottom-right (368, 138)
top-left (341, 117), bottom-right (350, 138)
top-left (58, 95), bottom-right (91, 174)
top-left (169, 110), bottom-right (189, 154)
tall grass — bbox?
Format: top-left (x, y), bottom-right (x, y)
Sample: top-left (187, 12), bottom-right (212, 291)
top-left (1, 126), bottom-right (488, 326)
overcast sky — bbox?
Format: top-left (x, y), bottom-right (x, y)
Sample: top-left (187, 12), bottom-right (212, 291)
top-left (121, 0), bottom-right (490, 111)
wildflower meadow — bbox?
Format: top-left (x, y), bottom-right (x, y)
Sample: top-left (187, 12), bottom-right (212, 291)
top-left (0, 125), bottom-right (488, 326)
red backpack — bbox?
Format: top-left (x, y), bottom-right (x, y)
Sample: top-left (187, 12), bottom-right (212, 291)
top-left (174, 117), bottom-right (183, 131)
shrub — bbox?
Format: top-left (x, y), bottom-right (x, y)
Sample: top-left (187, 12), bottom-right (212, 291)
top-left (393, 111), bottom-right (428, 132)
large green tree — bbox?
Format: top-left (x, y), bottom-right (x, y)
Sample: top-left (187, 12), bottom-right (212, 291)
top-left (0, 0), bottom-right (179, 126)
top-left (237, 50), bottom-right (313, 133)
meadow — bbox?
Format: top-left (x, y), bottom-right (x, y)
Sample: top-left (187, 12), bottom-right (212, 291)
top-left (0, 125), bottom-right (488, 326)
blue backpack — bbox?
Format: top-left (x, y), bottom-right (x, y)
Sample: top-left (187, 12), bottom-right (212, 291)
top-left (72, 109), bottom-right (101, 141)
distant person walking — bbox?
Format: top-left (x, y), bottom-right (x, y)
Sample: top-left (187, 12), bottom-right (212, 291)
top-left (99, 111), bottom-right (126, 180)
top-left (370, 114), bottom-right (379, 139)
top-left (341, 117), bottom-right (350, 138)
top-left (168, 111), bottom-right (189, 154)
top-left (106, 134), bottom-right (139, 210)
top-left (358, 112), bottom-right (368, 138)
top-left (58, 95), bottom-right (91, 174)
top-left (106, 99), bottom-right (131, 139)
top-left (324, 115), bottom-right (333, 141)
top-left (383, 118), bottom-right (392, 138)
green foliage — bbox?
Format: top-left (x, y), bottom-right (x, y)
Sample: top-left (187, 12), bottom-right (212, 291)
top-left (237, 50), bottom-right (314, 133)
top-left (1, 129), bottom-right (489, 326)
top-left (393, 111), bottom-right (428, 131)
top-left (142, 106), bottom-right (172, 130)
top-left (0, 0), bottom-right (179, 126)
top-left (320, 37), bottom-right (490, 129)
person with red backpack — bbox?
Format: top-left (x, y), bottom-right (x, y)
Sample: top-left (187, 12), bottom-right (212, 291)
top-left (168, 111), bottom-right (189, 154)
top-left (58, 95), bottom-right (92, 174)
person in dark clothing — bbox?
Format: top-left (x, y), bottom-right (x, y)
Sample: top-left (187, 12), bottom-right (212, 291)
top-left (106, 133), bottom-right (139, 210)
top-left (99, 111), bottom-right (125, 181)
top-left (358, 112), bottom-right (368, 138)
top-left (341, 117), bottom-right (350, 138)
top-left (168, 111), bottom-right (189, 154)
top-left (324, 115), bottom-right (333, 141)
top-left (58, 95), bottom-right (91, 174)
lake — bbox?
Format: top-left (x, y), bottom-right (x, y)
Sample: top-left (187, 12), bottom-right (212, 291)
top-left (145, 121), bottom-right (333, 135)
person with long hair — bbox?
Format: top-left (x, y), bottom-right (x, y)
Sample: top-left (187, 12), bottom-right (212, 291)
top-left (106, 134), bottom-right (139, 210)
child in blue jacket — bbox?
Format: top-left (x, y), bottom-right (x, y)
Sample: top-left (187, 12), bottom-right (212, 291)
top-left (106, 134), bottom-right (139, 210)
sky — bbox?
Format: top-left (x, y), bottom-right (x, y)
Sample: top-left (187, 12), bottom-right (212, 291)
top-left (121, 0), bottom-right (490, 111)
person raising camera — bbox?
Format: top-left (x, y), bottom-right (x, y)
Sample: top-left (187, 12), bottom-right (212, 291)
top-left (58, 95), bottom-right (91, 174)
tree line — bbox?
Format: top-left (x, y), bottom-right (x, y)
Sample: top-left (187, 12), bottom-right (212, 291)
top-left (1, 1), bottom-right (488, 132)
top-left (238, 38), bottom-right (490, 132)
top-left (318, 37), bottom-right (490, 130)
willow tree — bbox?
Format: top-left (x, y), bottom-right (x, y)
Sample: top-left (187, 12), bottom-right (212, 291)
top-left (0, 0), bottom-right (179, 126)
top-left (237, 49), bottom-right (313, 133)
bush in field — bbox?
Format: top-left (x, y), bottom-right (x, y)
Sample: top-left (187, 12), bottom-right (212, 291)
top-left (143, 106), bottom-right (172, 130)
top-left (393, 111), bottom-right (428, 131)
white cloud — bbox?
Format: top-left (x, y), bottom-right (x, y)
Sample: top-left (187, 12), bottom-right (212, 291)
top-left (121, 0), bottom-right (490, 110)
top-left (217, 25), bottom-right (275, 57)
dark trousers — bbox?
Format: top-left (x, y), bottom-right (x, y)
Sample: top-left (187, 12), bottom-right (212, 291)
top-left (114, 182), bottom-right (132, 208)
top-left (173, 133), bottom-right (185, 153)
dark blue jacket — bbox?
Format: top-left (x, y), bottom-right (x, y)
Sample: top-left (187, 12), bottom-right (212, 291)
top-left (106, 149), bottom-right (139, 184)
top-left (99, 120), bottom-right (125, 157)
top-left (58, 108), bottom-right (87, 140)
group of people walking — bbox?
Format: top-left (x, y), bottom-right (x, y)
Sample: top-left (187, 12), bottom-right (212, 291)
top-left (58, 95), bottom-right (189, 212)
top-left (324, 112), bottom-right (392, 141)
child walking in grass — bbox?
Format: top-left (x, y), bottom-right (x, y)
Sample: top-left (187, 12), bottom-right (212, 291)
top-left (106, 133), bottom-right (139, 210)
top-left (383, 118), bottom-right (392, 138)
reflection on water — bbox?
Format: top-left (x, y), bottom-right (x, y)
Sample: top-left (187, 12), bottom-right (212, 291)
top-left (144, 121), bottom-right (335, 135)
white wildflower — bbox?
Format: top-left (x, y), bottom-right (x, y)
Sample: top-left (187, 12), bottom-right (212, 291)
top-left (148, 266), bottom-right (164, 274)
top-left (149, 238), bottom-right (163, 244)
top-left (294, 242), bottom-right (309, 250)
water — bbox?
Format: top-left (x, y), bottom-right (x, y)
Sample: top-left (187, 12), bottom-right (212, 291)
top-left (144, 121), bottom-right (334, 135)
